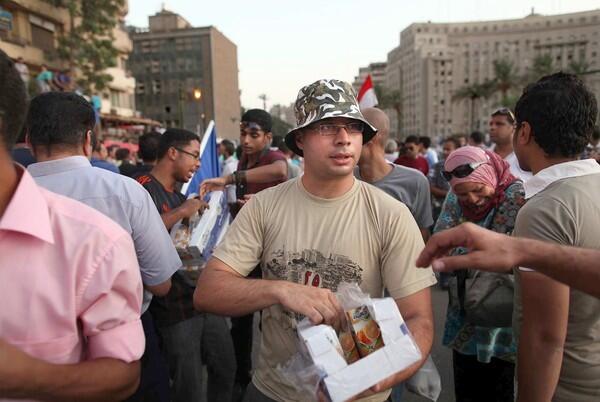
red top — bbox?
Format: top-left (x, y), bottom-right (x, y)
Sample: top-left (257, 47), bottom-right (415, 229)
top-left (239, 149), bottom-right (288, 195)
top-left (394, 155), bottom-right (429, 176)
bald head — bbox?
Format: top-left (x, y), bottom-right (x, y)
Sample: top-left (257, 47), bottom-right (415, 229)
top-left (361, 108), bottom-right (389, 149)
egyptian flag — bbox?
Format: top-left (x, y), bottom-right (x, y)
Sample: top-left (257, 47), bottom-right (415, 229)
top-left (357, 74), bottom-right (378, 109)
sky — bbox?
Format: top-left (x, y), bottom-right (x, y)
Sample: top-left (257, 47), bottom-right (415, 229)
top-left (127, 0), bottom-right (600, 110)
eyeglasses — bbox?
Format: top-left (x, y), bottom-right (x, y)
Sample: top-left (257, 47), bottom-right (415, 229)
top-left (174, 147), bottom-right (200, 159)
top-left (442, 160), bottom-right (488, 181)
top-left (308, 122), bottom-right (365, 136)
top-left (492, 108), bottom-right (515, 124)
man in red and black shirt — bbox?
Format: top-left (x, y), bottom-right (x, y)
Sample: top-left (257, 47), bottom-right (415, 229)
top-left (136, 128), bottom-right (235, 402)
top-left (200, 110), bottom-right (288, 396)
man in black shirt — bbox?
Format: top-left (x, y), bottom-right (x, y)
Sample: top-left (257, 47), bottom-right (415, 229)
top-left (131, 132), bottom-right (161, 178)
top-left (137, 128), bottom-right (235, 402)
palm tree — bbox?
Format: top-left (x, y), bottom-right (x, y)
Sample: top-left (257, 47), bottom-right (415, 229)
top-left (525, 54), bottom-right (556, 84)
top-left (452, 82), bottom-right (494, 132)
top-left (489, 59), bottom-right (521, 106)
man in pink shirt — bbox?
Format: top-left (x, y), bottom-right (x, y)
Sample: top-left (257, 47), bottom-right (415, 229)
top-left (0, 50), bottom-right (144, 401)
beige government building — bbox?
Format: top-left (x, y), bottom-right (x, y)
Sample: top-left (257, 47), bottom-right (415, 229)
top-left (383, 9), bottom-right (600, 139)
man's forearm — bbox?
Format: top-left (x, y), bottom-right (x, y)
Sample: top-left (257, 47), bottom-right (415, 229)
top-left (232, 162), bottom-right (287, 185)
top-left (194, 263), bottom-right (284, 316)
top-left (516, 238), bottom-right (600, 298)
top-left (161, 207), bottom-right (188, 230)
top-left (22, 358), bottom-right (139, 402)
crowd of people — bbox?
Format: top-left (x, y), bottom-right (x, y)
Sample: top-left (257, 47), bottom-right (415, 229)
top-left (2, 45), bottom-right (600, 402)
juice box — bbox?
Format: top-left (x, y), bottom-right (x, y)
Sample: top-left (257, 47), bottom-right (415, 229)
top-left (338, 330), bottom-right (361, 364)
top-left (346, 305), bottom-right (385, 358)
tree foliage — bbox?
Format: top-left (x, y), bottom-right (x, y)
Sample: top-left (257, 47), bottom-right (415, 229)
top-left (375, 85), bottom-right (403, 135)
top-left (44, 0), bottom-right (124, 93)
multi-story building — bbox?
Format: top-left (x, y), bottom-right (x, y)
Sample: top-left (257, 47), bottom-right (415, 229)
top-left (385, 9), bottom-right (600, 139)
top-left (0, 0), bottom-right (147, 140)
top-left (352, 62), bottom-right (387, 93)
top-left (129, 9), bottom-right (241, 140)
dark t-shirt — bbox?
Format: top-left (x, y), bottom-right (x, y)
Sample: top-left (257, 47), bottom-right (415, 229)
top-left (11, 147), bottom-right (36, 167)
top-left (136, 173), bottom-right (199, 327)
top-left (238, 148), bottom-right (287, 195)
top-left (394, 155), bottom-right (429, 176)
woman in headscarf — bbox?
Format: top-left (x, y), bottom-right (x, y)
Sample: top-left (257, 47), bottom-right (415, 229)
top-left (434, 146), bottom-right (526, 402)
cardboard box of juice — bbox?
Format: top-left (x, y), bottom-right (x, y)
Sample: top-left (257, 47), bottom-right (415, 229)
top-left (297, 298), bottom-right (421, 402)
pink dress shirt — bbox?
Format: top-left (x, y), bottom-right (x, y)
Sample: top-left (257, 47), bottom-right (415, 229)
top-left (0, 167), bottom-right (144, 371)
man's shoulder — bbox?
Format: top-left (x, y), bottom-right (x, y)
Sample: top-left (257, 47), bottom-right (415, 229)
top-left (263, 149), bottom-right (287, 163)
top-left (357, 180), bottom-right (411, 214)
top-left (41, 186), bottom-right (131, 243)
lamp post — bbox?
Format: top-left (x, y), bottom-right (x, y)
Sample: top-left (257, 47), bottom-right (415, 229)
top-left (193, 88), bottom-right (203, 134)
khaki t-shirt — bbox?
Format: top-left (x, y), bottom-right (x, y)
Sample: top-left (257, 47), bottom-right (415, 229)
top-left (514, 174), bottom-right (600, 402)
top-left (213, 178), bottom-right (437, 402)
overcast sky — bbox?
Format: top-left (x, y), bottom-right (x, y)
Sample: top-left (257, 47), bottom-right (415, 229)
top-left (127, 0), bottom-right (600, 109)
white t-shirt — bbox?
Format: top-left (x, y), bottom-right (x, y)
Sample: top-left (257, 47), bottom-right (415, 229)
top-left (505, 152), bottom-right (532, 182)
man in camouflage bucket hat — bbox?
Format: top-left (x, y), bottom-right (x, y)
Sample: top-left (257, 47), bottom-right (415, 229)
top-left (284, 79), bottom-right (377, 156)
top-left (194, 78), bottom-right (436, 402)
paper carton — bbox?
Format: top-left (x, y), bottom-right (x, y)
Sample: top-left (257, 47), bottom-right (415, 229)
top-left (170, 191), bottom-right (230, 264)
top-left (297, 298), bottom-right (421, 402)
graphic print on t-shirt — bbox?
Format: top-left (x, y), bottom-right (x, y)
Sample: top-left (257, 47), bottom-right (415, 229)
top-left (264, 248), bottom-right (363, 321)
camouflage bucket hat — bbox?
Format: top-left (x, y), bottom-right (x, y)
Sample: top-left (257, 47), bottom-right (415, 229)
top-left (285, 79), bottom-right (377, 156)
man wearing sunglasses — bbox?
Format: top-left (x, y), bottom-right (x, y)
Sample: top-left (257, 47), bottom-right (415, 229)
top-left (489, 108), bottom-right (532, 181)
top-left (194, 79), bottom-right (436, 402)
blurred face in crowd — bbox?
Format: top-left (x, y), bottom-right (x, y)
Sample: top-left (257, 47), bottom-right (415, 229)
top-left (404, 141), bottom-right (420, 159)
top-left (173, 139), bottom-right (201, 183)
top-left (98, 143), bottom-right (108, 160)
top-left (442, 140), bottom-right (458, 160)
top-left (453, 181), bottom-right (495, 214)
top-left (489, 115), bottom-right (514, 145)
top-left (240, 122), bottom-right (271, 156)
top-left (297, 117), bottom-right (363, 180)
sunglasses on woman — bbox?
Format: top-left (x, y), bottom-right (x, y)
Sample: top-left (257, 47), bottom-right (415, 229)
top-left (442, 160), bottom-right (488, 181)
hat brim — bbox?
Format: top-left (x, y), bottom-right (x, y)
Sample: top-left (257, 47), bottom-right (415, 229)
top-left (284, 117), bottom-right (377, 157)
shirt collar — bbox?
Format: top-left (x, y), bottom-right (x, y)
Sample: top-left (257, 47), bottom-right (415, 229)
top-left (524, 159), bottom-right (600, 199)
top-left (1, 165), bottom-right (54, 244)
top-left (28, 155), bottom-right (91, 178)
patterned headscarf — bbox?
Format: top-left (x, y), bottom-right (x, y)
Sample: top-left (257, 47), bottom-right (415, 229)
top-left (444, 146), bottom-right (517, 221)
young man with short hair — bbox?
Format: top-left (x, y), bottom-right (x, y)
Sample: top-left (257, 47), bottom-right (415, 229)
top-left (219, 138), bottom-right (238, 204)
top-left (419, 135), bottom-right (438, 171)
top-left (26, 91), bottom-right (181, 401)
top-left (394, 135), bottom-right (429, 176)
top-left (90, 140), bottom-right (119, 173)
top-left (194, 79), bottom-right (436, 402)
top-left (0, 48), bottom-right (144, 402)
top-left (137, 129), bottom-right (236, 402)
top-left (468, 131), bottom-right (485, 148)
top-left (512, 72), bottom-right (600, 401)
top-left (489, 108), bottom-right (532, 181)
top-left (357, 107), bottom-right (432, 242)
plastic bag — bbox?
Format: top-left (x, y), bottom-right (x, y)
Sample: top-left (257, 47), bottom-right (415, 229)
top-left (405, 355), bottom-right (442, 401)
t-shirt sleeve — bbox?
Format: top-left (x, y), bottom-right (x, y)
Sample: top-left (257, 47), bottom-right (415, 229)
top-left (414, 175), bottom-right (434, 228)
top-left (78, 233), bottom-right (145, 362)
top-left (132, 189), bottom-right (182, 286)
top-left (266, 150), bottom-right (288, 164)
top-left (514, 197), bottom-right (576, 271)
top-left (212, 195), bottom-right (265, 276)
top-left (381, 203), bottom-right (437, 299)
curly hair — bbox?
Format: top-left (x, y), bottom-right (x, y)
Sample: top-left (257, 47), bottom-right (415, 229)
top-left (515, 72), bottom-right (598, 158)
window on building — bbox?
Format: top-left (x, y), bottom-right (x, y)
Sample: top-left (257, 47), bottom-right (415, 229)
top-left (30, 16), bottom-right (56, 52)
top-left (136, 83), bottom-right (145, 94)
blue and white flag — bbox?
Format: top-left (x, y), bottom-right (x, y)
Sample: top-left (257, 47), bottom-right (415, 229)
top-left (181, 120), bottom-right (221, 196)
